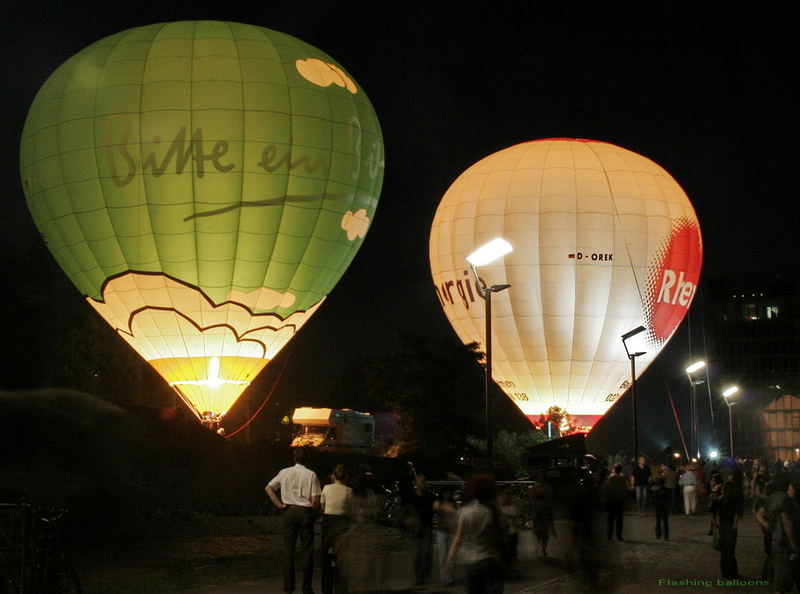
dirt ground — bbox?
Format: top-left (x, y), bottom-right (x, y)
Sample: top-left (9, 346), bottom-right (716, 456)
top-left (70, 513), bottom-right (410, 594)
top-left (71, 515), bottom-right (286, 593)
top-left (68, 509), bottom-right (776, 594)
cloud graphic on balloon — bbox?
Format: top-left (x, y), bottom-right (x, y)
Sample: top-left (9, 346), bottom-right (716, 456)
top-left (296, 58), bottom-right (357, 93)
top-left (87, 272), bottom-right (322, 361)
top-left (228, 287), bottom-right (296, 311)
top-left (341, 209), bottom-right (370, 240)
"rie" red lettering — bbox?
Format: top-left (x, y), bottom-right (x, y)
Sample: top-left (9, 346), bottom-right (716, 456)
top-left (656, 269), bottom-right (696, 307)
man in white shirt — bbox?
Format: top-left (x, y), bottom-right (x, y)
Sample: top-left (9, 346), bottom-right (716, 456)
top-left (266, 447), bottom-right (322, 594)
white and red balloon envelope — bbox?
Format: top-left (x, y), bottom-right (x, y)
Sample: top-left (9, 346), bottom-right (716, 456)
top-left (429, 139), bottom-right (702, 431)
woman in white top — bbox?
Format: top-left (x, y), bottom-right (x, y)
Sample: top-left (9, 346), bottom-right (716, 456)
top-left (321, 464), bottom-right (354, 594)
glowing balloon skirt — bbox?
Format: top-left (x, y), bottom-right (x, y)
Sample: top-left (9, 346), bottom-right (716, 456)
top-left (85, 271), bottom-right (322, 420)
top-left (430, 139), bottom-right (702, 432)
top-left (21, 22), bottom-right (384, 424)
top-left (153, 357), bottom-right (265, 418)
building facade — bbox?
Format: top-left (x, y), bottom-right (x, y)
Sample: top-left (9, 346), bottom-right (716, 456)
top-left (762, 395), bottom-right (800, 461)
top-left (703, 272), bottom-right (800, 460)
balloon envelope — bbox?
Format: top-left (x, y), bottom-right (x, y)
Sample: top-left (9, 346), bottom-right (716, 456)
top-left (429, 139), bottom-right (702, 431)
top-left (20, 21), bottom-right (384, 423)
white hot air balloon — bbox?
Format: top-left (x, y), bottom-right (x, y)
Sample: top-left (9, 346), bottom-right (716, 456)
top-left (429, 139), bottom-right (702, 432)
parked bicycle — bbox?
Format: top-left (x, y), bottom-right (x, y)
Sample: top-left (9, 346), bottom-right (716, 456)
top-left (0, 503), bottom-right (81, 593)
top-left (376, 481), bottom-right (404, 527)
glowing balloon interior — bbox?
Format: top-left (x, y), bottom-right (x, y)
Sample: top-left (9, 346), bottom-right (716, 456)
top-left (20, 21), bottom-right (384, 425)
top-left (429, 139), bottom-right (702, 432)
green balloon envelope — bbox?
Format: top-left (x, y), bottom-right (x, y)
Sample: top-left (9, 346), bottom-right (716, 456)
top-left (20, 21), bottom-right (384, 421)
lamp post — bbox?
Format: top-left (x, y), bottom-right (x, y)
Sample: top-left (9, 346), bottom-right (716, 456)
top-left (722, 386), bottom-right (739, 459)
top-left (685, 361), bottom-right (706, 460)
top-left (467, 238), bottom-right (512, 473)
top-left (621, 325), bottom-right (647, 459)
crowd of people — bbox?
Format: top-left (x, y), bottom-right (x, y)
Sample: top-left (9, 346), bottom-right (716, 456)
top-left (264, 449), bottom-right (529, 593)
top-left (264, 448), bottom-right (800, 593)
top-left (598, 455), bottom-right (800, 592)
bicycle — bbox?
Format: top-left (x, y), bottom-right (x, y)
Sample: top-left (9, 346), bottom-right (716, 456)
top-left (376, 481), bottom-right (404, 527)
top-left (0, 502), bottom-right (81, 593)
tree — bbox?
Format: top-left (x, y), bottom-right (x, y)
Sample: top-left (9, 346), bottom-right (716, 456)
top-left (467, 429), bottom-right (548, 477)
top-left (327, 332), bottom-right (486, 464)
top-left (534, 405), bottom-right (577, 438)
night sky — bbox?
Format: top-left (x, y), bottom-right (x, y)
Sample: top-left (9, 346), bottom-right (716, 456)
top-left (1, 2), bottom-right (797, 455)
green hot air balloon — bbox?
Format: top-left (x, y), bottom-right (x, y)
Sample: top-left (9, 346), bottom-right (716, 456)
top-left (20, 21), bottom-right (384, 427)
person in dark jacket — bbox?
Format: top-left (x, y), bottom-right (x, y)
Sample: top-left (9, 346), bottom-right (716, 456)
top-left (405, 473), bottom-right (436, 586)
top-left (773, 482), bottom-right (800, 593)
top-left (530, 472), bottom-right (557, 557)
top-left (712, 481), bottom-right (742, 578)
top-left (651, 474), bottom-right (670, 540)
top-left (603, 464), bottom-right (629, 540)
top-left (663, 464), bottom-right (679, 515)
top-left (631, 457), bottom-right (651, 516)
top-left (754, 474), bottom-right (789, 582)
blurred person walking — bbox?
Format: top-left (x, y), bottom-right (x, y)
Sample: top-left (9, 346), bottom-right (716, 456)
top-left (445, 474), bottom-right (506, 593)
top-left (320, 464), bottom-right (353, 594)
top-left (340, 463), bottom-right (386, 592)
top-left (755, 474), bottom-right (789, 582)
top-left (352, 463), bottom-right (380, 523)
top-left (566, 470), bottom-right (604, 590)
top-left (405, 473), bottom-right (436, 586)
top-left (663, 464), bottom-right (678, 515)
top-left (433, 487), bottom-right (458, 586)
top-left (695, 461), bottom-right (707, 499)
top-left (603, 464), bottom-right (628, 541)
top-left (707, 473), bottom-right (724, 536)
top-left (651, 474), bottom-right (670, 540)
top-left (712, 481), bottom-right (742, 578)
top-left (770, 481), bottom-right (800, 593)
top-left (530, 472), bottom-right (557, 557)
top-left (751, 460), bottom-right (769, 512)
top-left (498, 488), bottom-right (521, 577)
top-left (265, 447), bottom-right (321, 594)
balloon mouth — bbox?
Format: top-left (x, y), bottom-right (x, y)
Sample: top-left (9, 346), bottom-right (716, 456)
top-left (151, 355), bottom-right (269, 420)
top-left (168, 356), bottom-right (249, 389)
top-left (527, 414), bottom-right (601, 434)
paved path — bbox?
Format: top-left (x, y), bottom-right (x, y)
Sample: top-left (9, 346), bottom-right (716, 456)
top-left (186, 510), bottom-right (773, 593)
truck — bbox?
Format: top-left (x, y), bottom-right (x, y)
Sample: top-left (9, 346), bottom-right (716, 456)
top-left (290, 407), bottom-right (375, 453)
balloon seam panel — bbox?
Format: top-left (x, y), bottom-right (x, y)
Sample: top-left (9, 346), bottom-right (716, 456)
top-left (59, 39), bottom-right (117, 296)
top-left (254, 25), bottom-right (290, 302)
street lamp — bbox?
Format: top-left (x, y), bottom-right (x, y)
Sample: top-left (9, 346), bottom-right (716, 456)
top-left (621, 325), bottom-right (647, 459)
top-left (685, 361), bottom-right (706, 460)
top-left (467, 238), bottom-right (512, 472)
top-left (722, 385), bottom-right (739, 459)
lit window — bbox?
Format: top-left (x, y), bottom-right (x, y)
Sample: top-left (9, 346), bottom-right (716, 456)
top-left (766, 305), bottom-right (780, 319)
top-left (743, 303), bottom-right (759, 320)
